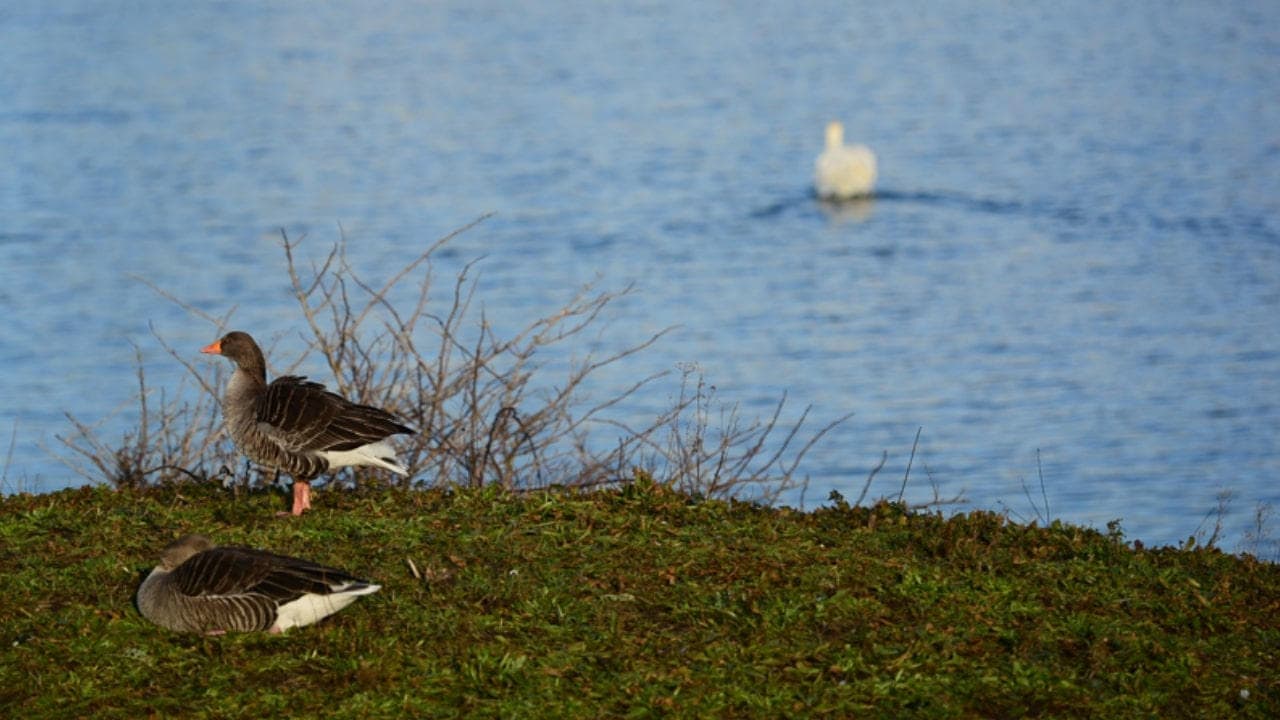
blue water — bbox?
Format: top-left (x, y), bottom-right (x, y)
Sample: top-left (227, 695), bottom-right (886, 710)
top-left (2, 1), bottom-right (1278, 552)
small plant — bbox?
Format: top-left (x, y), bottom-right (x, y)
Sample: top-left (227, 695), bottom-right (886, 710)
top-left (0, 422), bottom-right (24, 494)
top-left (1240, 501), bottom-right (1278, 561)
top-left (1192, 487), bottom-right (1235, 549)
top-left (1016, 448), bottom-right (1053, 527)
top-left (608, 363), bottom-right (851, 503)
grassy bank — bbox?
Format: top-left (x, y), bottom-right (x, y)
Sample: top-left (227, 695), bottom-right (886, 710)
top-left (1, 480), bottom-right (1276, 718)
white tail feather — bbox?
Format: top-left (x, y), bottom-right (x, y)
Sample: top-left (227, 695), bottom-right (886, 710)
top-left (317, 439), bottom-right (407, 475)
top-left (274, 583), bottom-right (382, 631)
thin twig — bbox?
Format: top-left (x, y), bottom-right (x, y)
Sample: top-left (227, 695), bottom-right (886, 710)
top-left (857, 451), bottom-right (887, 507)
top-left (1, 421), bottom-right (18, 493)
top-left (897, 426), bottom-right (922, 503)
top-left (1037, 448), bottom-right (1050, 524)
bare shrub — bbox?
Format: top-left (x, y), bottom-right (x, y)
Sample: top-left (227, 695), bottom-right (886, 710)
top-left (598, 364), bottom-right (851, 503)
top-left (268, 219), bottom-right (679, 491)
top-left (1191, 488), bottom-right (1234, 550)
top-left (1240, 501), bottom-right (1278, 561)
top-left (55, 219), bottom-right (850, 502)
top-left (55, 343), bottom-right (233, 488)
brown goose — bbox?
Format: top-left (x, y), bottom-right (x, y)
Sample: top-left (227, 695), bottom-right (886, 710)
top-left (136, 534), bottom-right (380, 634)
top-left (201, 331), bottom-right (414, 515)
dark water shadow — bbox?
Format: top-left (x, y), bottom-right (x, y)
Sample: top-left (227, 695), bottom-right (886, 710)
top-left (882, 189), bottom-right (1279, 245)
top-left (873, 188), bottom-right (1029, 216)
top-left (748, 191), bottom-right (878, 223)
top-left (749, 187), bottom-right (1023, 222)
top-left (750, 187), bottom-right (1280, 246)
top-left (749, 194), bottom-right (812, 220)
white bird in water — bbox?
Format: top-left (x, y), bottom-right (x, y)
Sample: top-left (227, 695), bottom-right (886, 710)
top-left (814, 120), bottom-right (877, 200)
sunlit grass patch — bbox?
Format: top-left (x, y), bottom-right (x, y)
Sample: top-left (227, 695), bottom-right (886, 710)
top-left (1, 482), bottom-right (1276, 718)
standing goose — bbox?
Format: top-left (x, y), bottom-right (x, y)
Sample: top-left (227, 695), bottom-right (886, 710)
top-left (202, 331), bottom-right (414, 515)
top-left (136, 534), bottom-right (380, 634)
top-left (814, 120), bottom-right (877, 200)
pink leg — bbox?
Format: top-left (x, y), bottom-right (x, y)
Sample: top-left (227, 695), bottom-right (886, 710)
top-left (293, 481), bottom-right (312, 515)
top-left (279, 481), bottom-right (313, 517)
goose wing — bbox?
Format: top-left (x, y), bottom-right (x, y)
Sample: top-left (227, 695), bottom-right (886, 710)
top-left (169, 546), bottom-right (368, 602)
top-left (254, 376), bottom-right (412, 454)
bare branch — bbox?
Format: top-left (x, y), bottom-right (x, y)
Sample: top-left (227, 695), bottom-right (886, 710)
top-left (59, 218), bottom-right (857, 507)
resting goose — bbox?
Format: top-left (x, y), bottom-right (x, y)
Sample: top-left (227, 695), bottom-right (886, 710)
top-left (136, 534), bottom-right (380, 634)
top-left (201, 331), bottom-right (414, 515)
top-left (814, 120), bottom-right (877, 200)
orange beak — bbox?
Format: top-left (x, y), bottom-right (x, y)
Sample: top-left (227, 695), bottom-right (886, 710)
top-left (200, 340), bottom-right (222, 355)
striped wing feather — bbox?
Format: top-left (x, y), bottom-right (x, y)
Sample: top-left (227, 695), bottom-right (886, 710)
top-left (170, 546), bottom-right (360, 601)
top-left (256, 376), bottom-right (412, 453)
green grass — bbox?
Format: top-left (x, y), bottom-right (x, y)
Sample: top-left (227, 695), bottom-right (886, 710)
top-left (1, 479), bottom-right (1276, 718)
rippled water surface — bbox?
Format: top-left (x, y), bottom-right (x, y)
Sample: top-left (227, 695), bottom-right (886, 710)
top-left (2, 1), bottom-right (1278, 550)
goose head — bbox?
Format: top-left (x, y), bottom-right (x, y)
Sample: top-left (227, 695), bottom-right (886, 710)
top-left (158, 534), bottom-right (215, 571)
